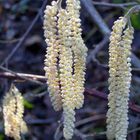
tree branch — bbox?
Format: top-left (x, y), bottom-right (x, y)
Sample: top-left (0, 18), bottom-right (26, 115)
top-left (0, 70), bottom-right (140, 113)
top-left (85, 88), bottom-right (140, 113)
top-left (81, 0), bottom-right (110, 36)
top-left (93, 1), bottom-right (138, 9)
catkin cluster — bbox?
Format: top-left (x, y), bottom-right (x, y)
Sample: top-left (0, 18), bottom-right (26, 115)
top-left (44, 1), bottom-right (62, 111)
top-left (107, 17), bottom-right (134, 140)
top-left (3, 84), bottom-right (27, 140)
top-left (44, 0), bottom-right (87, 139)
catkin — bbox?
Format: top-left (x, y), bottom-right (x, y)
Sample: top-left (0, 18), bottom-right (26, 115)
top-left (115, 26), bottom-right (134, 140)
top-left (44, 1), bottom-right (62, 111)
top-left (58, 8), bottom-right (75, 140)
top-left (107, 17), bottom-right (127, 140)
top-left (43, 0), bottom-right (87, 139)
top-left (107, 16), bottom-right (134, 140)
top-left (66, 0), bottom-right (87, 109)
top-left (3, 84), bottom-right (27, 140)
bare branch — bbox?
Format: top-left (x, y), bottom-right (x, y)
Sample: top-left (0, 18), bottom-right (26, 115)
top-left (81, 0), bottom-right (110, 36)
top-left (0, 66), bottom-right (45, 85)
top-left (93, 1), bottom-right (138, 9)
top-left (0, 68), bottom-right (140, 113)
top-left (85, 88), bottom-right (140, 113)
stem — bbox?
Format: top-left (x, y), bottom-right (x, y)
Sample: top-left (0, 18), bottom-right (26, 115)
top-left (125, 5), bottom-right (140, 18)
top-left (57, 0), bottom-right (62, 9)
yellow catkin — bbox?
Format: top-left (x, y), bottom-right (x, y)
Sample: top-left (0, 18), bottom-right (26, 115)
top-left (43, 0), bottom-right (87, 139)
top-left (3, 84), bottom-right (27, 140)
top-left (107, 17), bottom-right (127, 140)
top-left (107, 16), bottom-right (134, 140)
top-left (57, 8), bottom-right (75, 140)
top-left (115, 26), bottom-right (134, 140)
top-left (44, 1), bottom-right (62, 111)
top-left (66, 0), bottom-right (87, 109)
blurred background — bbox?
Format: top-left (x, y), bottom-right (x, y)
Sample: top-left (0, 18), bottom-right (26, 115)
top-left (0, 0), bottom-right (140, 140)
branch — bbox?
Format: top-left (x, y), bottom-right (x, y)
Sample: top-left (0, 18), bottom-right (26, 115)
top-left (0, 70), bottom-right (140, 113)
top-left (125, 5), bottom-right (140, 18)
top-left (81, 0), bottom-right (110, 36)
top-left (93, 1), bottom-right (138, 9)
top-left (0, 72), bottom-right (46, 82)
top-left (0, 66), bottom-right (45, 85)
top-left (76, 114), bottom-right (106, 127)
top-left (85, 88), bottom-right (140, 113)
top-left (0, 71), bottom-right (139, 113)
top-left (81, 0), bottom-right (140, 68)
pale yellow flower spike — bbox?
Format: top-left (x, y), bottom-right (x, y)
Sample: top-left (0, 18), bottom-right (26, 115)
top-left (57, 8), bottom-right (75, 140)
top-left (44, 0), bottom-right (87, 139)
top-left (44, 1), bottom-right (62, 111)
top-left (3, 84), bottom-right (27, 140)
top-left (107, 17), bottom-right (134, 140)
top-left (115, 26), bottom-right (134, 140)
top-left (107, 17), bottom-right (127, 140)
top-left (66, 0), bottom-right (87, 109)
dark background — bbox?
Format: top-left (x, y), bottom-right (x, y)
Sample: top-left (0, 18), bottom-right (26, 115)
top-left (0, 0), bottom-right (140, 140)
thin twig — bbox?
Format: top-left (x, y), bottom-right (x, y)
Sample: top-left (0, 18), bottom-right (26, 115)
top-left (93, 1), bottom-right (138, 9)
top-left (81, 0), bottom-right (110, 35)
top-left (0, 66), bottom-right (46, 85)
top-left (87, 36), bottom-right (109, 64)
top-left (85, 88), bottom-right (140, 113)
top-left (82, 0), bottom-right (140, 68)
top-left (0, 71), bottom-right (46, 82)
top-left (54, 122), bottom-right (63, 140)
top-left (0, 0), bottom-right (48, 66)
top-left (76, 114), bottom-right (106, 127)
top-left (0, 38), bottom-right (21, 44)
top-left (0, 69), bottom-right (140, 113)
top-left (128, 127), bottom-right (140, 134)
top-left (125, 5), bottom-right (140, 18)
top-left (26, 118), bottom-right (54, 125)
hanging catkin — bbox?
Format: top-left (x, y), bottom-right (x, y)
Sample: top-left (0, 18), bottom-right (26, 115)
top-left (107, 16), bottom-right (134, 140)
top-left (3, 84), bottom-right (27, 140)
top-left (57, 8), bottom-right (76, 140)
top-left (44, 1), bottom-right (62, 111)
top-left (66, 0), bottom-right (87, 109)
top-left (43, 0), bottom-right (87, 139)
top-left (115, 26), bottom-right (134, 140)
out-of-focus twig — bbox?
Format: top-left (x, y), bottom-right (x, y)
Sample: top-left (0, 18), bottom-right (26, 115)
top-left (0, 0), bottom-right (48, 66)
top-left (87, 36), bottom-right (109, 64)
top-left (0, 71), bottom-right (46, 82)
top-left (131, 53), bottom-right (140, 68)
top-left (125, 5), bottom-right (140, 18)
top-left (76, 114), bottom-right (106, 127)
top-left (0, 69), bottom-right (140, 113)
top-left (0, 66), bottom-right (46, 85)
top-left (128, 127), bottom-right (140, 134)
top-left (81, 0), bottom-right (110, 36)
top-left (54, 122), bottom-right (63, 140)
top-left (93, 1), bottom-right (138, 9)
top-left (0, 38), bottom-right (21, 44)
top-left (26, 118), bottom-right (54, 125)
top-left (81, 0), bottom-right (140, 69)
top-left (85, 88), bottom-right (140, 113)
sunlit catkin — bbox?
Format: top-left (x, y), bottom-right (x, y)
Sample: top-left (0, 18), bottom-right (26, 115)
top-left (3, 84), bottom-right (27, 140)
top-left (107, 16), bottom-right (134, 140)
top-left (107, 17), bottom-right (127, 140)
top-left (44, 1), bottom-right (62, 111)
top-left (66, 0), bottom-right (87, 109)
top-left (58, 8), bottom-right (75, 140)
top-left (115, 26), bottom-right (134, 140)
top-left (43, 0), bottom-right (87, 139)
